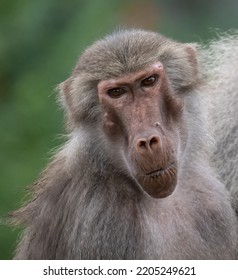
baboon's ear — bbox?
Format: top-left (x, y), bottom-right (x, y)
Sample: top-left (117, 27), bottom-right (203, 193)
top-left (163, 42), bottom-right (200, 93)
top-left (183, 43), bottom-right (199, 87)
top-left (185, 43), bottom-right (199, 71)
top-left (57, 78), bottom-right (73, 110)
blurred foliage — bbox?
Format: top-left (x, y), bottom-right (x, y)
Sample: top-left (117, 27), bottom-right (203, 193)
top-left (0, 0), bottom-right (238, 259)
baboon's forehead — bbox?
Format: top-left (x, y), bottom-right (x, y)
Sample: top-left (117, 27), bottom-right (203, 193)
top-left (75, 30), bottom-right (173, 79)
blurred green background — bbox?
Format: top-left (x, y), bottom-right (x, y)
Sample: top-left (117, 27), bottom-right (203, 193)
top-left (1, 0), bottom-right (238, 260)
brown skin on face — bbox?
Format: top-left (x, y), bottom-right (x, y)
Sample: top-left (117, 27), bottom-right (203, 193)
top-left (98, 62), bottom-right (183, 198)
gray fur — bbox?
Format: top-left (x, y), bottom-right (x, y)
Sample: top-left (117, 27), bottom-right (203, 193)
top-left (13, 29), bottom-right (238, 259)
top-left (201, 34), bottom-right (238, 194)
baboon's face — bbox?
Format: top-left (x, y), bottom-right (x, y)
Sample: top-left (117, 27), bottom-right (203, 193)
top-left (98, 62), bottom-right (183, 198)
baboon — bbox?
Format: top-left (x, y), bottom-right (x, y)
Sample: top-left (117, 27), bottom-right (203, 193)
top-left (13, 29), bottom-right (238, 259)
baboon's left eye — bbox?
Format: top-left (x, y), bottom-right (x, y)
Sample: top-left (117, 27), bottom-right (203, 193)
top-left (141, 75), bottom-right (158, 87)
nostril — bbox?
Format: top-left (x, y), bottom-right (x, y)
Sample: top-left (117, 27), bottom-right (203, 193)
top-left (149, 136), bottom-right (159, 147)
top-left (138, 139), bottom-right (147, 149)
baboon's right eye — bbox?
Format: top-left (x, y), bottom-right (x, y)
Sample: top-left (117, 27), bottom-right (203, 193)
top-left (107, 87), bottom-right (127, 98)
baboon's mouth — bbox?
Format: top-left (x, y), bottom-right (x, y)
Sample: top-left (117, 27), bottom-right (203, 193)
top-left (136, 162), bottom-right (177, 198)
top-left (145, 162), bottom-right (176, 178)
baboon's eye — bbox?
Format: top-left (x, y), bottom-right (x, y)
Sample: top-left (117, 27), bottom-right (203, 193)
top-left (141, 75), bottom-right (158, 87)
top-left (107, 87), bottom-right (127, 98)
